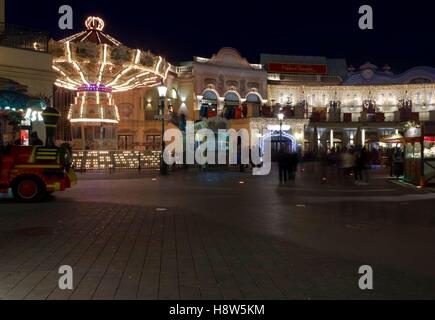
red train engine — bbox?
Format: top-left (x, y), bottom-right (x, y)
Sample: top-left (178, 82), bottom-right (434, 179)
top-left (0, 107), bottom-right (76, 202)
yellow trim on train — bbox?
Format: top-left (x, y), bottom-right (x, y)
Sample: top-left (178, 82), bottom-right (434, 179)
top-left (35, 157), bottom-right (58, 160)
top-left (14, 165), bottom-right (61, 169)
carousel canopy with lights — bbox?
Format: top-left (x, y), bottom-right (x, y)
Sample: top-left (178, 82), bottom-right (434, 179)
top-left (49, 17), bottom-right (171, 149)
top-left (50, 16), bottom-right (170, 93)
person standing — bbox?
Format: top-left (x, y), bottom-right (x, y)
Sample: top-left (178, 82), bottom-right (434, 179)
top-left (393, 147), bottom-right (404, 178)
top-left (29, 132), bottom-right (43, 146)
top-left (355, 147), bottom-right (369, 184)
top-left (386, 147), bottom-right (394, 177)
top-left (278, 150), bottom-right (288, 184)
top-left (289, 152), bottom-right (299, 182)
top-left (340, 148), bottom-right (356, 183)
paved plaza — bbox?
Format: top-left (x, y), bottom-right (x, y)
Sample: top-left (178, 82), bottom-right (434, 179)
top-left (0, 163), bottom-right (435, 300)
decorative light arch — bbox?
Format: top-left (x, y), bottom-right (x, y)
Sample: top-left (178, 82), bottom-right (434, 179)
top-left (261, 131), bottom-right (297, 152)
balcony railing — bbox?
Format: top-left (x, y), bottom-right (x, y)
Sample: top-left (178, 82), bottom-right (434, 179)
top-left (267, 73), bottom-right (343, 83)
top-left (0, 22), bottom-right (49, 53)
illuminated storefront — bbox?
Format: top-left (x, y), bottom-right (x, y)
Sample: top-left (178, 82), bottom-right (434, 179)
top-left (404, 121), bottom-right (435, 186)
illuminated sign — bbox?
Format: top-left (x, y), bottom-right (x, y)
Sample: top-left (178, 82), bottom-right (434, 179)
top-left (405, 127), bottom-right (421, 138)
top-left (268, 63), bottom-right (328, 75)
top-left (24, 108), bottom-right (44, 122)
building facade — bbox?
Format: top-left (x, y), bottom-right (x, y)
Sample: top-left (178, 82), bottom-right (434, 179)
top-left (106, 48), bottom-right (435, 158)
top-left (51, 46), bottom-right (435, 161)
top-left (267, 62), bottom-right (435, 154)
top-left (2, 6), bottom-right (432, 160)
top-left (0, 0), bottom-right (55, 146)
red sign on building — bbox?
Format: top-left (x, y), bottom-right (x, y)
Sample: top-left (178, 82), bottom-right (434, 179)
top-left (268, 62), bottom-right (328, 75)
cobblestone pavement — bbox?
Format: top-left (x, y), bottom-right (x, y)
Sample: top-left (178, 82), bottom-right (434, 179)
top-left (0, 163), bottom-right (435, 300)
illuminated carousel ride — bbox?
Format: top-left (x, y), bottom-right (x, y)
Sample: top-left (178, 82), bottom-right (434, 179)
top-left (50, 16), bottom-right (170, 150)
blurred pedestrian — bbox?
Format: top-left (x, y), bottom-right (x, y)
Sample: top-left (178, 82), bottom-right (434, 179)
top-left (29, 132), bottom-right (43, 146)
top-left (393, 147), bottom-right (404, 178)
top-left (340, 148), bottom-right (356, 182)
top-left (278, 150), bottom-right (288, 184)
top-left (288, 152), bottom-right (299, 182)
top-left (355, 147), bottom-right (369, 184)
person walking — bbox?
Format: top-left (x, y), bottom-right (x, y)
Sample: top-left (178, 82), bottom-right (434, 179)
top-left (288, 152), bottom-right (299, 182)
top-left (278, 150), bottom-right (288, 184)
top-left (340, 148), bottom-right (356, 184)
top-left (386, 147), bottom-right (394, 177)
top-left (355, 147), bottom-right (369, 184)
top-left (393, 147), bottom-right (404, 178)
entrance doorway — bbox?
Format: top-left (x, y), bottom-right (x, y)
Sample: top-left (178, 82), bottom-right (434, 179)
top-left (262, 132), bottom-right (296, 162)
top-left (118, 135), bottom-right (133, 150)
top-left (271, 136), bottom-right (293, 161)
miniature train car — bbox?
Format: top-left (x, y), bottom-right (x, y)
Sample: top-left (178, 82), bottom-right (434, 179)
top-left (0, 145), bottom-right (76, 202)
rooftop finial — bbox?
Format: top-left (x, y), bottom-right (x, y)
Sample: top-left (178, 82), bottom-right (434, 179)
top-left (85, 16), bottom-right (105, 31)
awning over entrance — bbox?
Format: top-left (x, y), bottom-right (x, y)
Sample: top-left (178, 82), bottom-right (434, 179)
top-left (379, 134), bottom-right (404, 144)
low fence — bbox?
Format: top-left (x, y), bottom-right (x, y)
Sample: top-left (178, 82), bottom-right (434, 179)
top-left (0, 22), bottom-right (49, 52)
top-left (72, 150), bottom-right (161, 173)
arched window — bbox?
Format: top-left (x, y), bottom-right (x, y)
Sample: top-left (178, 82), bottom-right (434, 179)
top-left (245, 93), bottom-right (262, 118)
top-left (223, 91), bottom-right (241, 120)
top-left (203, 90), bottom-right (218, 102)
top-left (246, 93), bottom-right (262, 104)
top-left (200, 90), bottom-right (219, 118)
top-left (224, 92), bottom-right (240, 106)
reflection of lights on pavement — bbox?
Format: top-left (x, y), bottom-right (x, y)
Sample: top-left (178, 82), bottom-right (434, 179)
top-left (296, 204), bottom-right (306, 208)
top-left (155, 208), bottom-right (168, 212)
top-left (152, 178), bottom-right (157, 181)
top-left (322, 177), bottom-right (327, 181)
top-left (239, 181), bottom-right (245, 184)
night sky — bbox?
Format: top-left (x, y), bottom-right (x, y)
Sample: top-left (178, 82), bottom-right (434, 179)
top-left (5, 0), bottom-right (435, 72)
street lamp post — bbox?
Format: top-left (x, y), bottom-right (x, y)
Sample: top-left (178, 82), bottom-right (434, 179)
top-left (158, 84), bottom-right (168, 176)
top-left (278, 113), bottom-right (284, 152)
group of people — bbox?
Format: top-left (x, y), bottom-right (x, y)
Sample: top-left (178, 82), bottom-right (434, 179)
top-left (277, 151), bottom-right (299, 184)
top-left (386, 147), bottom-right (405, 178)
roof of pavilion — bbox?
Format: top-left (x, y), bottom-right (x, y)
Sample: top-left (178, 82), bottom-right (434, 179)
top-left (50, 16), bottom-right (170, 92)
top-left (58, 16), bottom-right (122, 46)
top-left (343, 62), bottom-right (435, 85)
